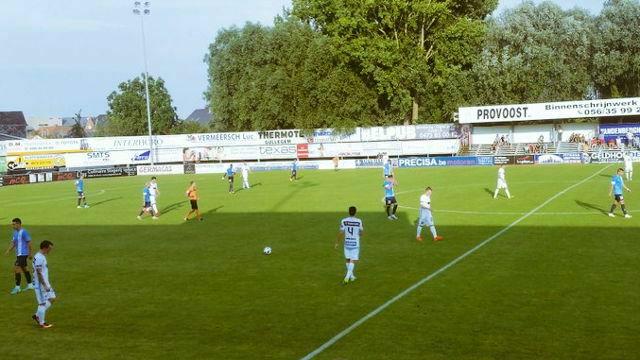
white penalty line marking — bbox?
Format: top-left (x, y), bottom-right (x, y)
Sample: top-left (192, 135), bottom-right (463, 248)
top-left (301, 165), bottom-right (611, 360)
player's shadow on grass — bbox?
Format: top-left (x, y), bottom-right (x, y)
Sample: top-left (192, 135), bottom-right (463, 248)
top-left (161, 201), bottom-right (187, 215)
top-left (91, 197), bottom-right (122, 207)
top-left (484, 188), bottom-right (494, 197)
top-left (575, 200), bottom-right (609, 215)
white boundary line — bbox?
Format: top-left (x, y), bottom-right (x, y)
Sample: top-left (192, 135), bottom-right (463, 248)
top-left (397, 205), bottom-right (637, 216)
top-left (301, 165), bottom-right (611, 360)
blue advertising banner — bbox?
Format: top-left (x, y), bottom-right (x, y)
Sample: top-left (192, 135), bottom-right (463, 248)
top-left (599, 123), bottom-right (640, 142)
top-left (397, 156), bottom-right (481, 168)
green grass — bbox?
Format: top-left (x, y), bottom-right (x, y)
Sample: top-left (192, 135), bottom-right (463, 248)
top-left (0, 164), bottom-right (638, 359)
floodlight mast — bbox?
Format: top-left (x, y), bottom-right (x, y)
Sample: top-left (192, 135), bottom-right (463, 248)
top-left (133, 1), bottom-right (154, 165)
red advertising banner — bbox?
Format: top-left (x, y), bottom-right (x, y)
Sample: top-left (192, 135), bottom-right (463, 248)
top-left (296, 144), bottom-right (309, 159)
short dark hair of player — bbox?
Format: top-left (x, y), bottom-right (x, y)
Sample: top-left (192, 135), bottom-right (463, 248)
top-left (349, 206), bottom-right (357, 216)
top-left (426, 187), bottom-right (432, 191)
top-left (151, 176), bottom-right (157, 180)
top-left (40, 240), bottom-right (54, 249)
top-left (618, 168), bottom-right (624, 173)
top-left (11, 218), bottom-right (21, 224)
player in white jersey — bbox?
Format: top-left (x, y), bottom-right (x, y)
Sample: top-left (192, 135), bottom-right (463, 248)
top-left (335, 206), bottom-right (363, 284)
top-left (493, 165), bottom-right (511, 199)
top-left (416, 187), bottom-right (444, 242)
top-left (241, 162), bottom-right (251, 189)
top-left (32, 240), bottom-right (55, 329)
top-left (149, 176), bottom-right (160, 216)
top-left (623, 153), bottom-right (633, 181)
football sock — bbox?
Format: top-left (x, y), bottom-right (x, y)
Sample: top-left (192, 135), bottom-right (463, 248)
top-left (622, 204), bottom-right (628, 214)
top-left (346, 263), bottom-right (354, 278)
top-left (386, 206), bottom-right (390, 216)
top-left (23, 270), bottom-right (32, 283)
top-left (77, 198), bottom-right (81, 206)
top-left (37, 305), bottom-right (46, 324)
top-left (15, 273), bottom-right (21, 286)
top-left (610, 204), bottom-right (617, 213)
top-left (416, 225), bottom-right (422, 237)
top-left (392, 204), bottom-right (398, 215)
top-left (430, 226), bottom-right (438, 238)
top-left (350, 263), bottom-right (356, 278)
top-left (494, 189), bottom-right (498, 198)
top-left (138, 210), bottom-right (144, 216)
top-left (505, 189), bottom-right (511, 198)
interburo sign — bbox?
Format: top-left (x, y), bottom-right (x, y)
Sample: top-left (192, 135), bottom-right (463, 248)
top-left (459, 97), bottom-right (640, 124)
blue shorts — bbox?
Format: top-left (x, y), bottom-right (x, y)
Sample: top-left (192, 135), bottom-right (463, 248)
top-left (77, 191), bottom-right (84, 197)
top-left (385, 196), bottom-right (397, 205)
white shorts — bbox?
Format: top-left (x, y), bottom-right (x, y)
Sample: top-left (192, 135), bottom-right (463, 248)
top-left (625, 166), bottom-right (633, 172)
top-left (497, 179), bottom-right (508, 189)
top-left (35, 286), bottom-right (56, 305)
top-left (344, 248), bottom-right (359, 261)
top-left (419, 209), bottom-right (434, 227)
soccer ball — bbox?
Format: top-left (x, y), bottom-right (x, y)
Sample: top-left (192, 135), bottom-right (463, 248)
top-left (263, 246), bottom-right (272, 255)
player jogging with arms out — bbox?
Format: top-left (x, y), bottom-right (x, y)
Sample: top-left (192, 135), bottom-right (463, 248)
top-left (5, 218), bottom-right (34, 294)
top-left (624, 153), bottom-right (633, 181)
top-left (149, 177), bottom-right (160, 216)
top-left (609, 168), bottom-right (632, 218)
top-left (335, 206), bottom-right (363, 284)
top-left (75, 174), bottom-right (89, 208)
top-left (184, 181), bottom-right (203, 221)
top-left (290, 159), bottom-right (299, 181)
top-left (493, 165), bottom-right (512, 199)
top-left (241, 162), bottom-right (250, 189)
top-left (32, 240), bottom-right (55, 329)
top-left (384, 175), bottom-right (399, 220)
top-left (416, 187), bottom-right (444, 242)
top-left (223, 164), bottom-right (235, 193)
top-left (137, 183), bottom-right (157, 220)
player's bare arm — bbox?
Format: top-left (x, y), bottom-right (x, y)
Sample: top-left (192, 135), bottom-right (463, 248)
top-left (4, 243), bottom-right (15, 255)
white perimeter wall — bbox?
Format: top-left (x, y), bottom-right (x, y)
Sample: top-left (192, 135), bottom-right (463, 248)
top-left (472, 123), bottom-right (598, 144)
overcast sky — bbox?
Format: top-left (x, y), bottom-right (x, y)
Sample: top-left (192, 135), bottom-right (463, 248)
top-left (0, 0), bottom-right (604, 123)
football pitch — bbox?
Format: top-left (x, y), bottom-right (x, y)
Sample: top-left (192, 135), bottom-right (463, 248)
top-left (1, 164), bottom-right (639, 359)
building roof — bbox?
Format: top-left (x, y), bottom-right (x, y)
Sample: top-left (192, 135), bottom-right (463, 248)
top-left (186, 108), bottom-right (213, 126)
top-left (0, 111), bottom-right (27, 126)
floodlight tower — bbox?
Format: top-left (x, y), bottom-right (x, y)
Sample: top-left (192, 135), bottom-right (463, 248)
top-left (133, 1), bottom-right (154, 164)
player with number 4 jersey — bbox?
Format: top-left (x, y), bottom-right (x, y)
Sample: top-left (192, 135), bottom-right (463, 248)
top-left (336, 206), bottom-right (363, 284)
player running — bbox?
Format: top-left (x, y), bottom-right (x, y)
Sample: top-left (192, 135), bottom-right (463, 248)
top-left (335, 206), bottom-right (363, 284)
top-left (149, 177), bottom-right (160, 216)
top-left (32, 240), bottom-right (55, 329)
top-left (5, 218), bottom-right (34, 294)
top-left (137, 183), bottom-right (157, 220)
top-left (624, 153), bottom-right (633, 181)
top-left (184, 181), bottom-right (203, 221)
top-left (241, 162), bottom-right (251, 189)
top-left (493, 165), bottom-right (512, 199)
top-left (384, 175), bottom-right (399, 220)
top-left (609, 168), bottom-right (632, 218)
top-left (223, 164), bottom-right (236, 193)
top-left (416, 187), bottom-right (444, 242)
top-left (290, 159), bottom-right (299, 181)
top-left (75, 174), bottom-right (89, 208)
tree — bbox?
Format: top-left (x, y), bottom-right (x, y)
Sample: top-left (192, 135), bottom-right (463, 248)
top-left (456, 1), bottom-right (595, 107)
top-left (204, 16), bottom-right (380, 131)
top-left (67, 109), bottom-right (87, 138)
top-left (103, 75), bottom-right (179, 136)
top-left (292, 0), bottom-right (496, 123)
top-left (172, 120), bottom-right (210, 134)
top-left (592, 0), bottom-right (640, 98)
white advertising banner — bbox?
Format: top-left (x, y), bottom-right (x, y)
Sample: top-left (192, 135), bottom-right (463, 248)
top-left (64, 149), bottom-right (183, 169)
top-left (136, 164), bottom-right (184, 175)
top-left (459, 97), bottom-right (640, 124)
top-left (307, 139), bottom-right (459, 158)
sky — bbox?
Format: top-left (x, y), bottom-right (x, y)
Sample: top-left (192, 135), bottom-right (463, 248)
top-left (0, 0), bottom-right (604, 125)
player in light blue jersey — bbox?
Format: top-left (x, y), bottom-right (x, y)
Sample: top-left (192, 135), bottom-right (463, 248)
top-left (609, 168), bottom-right (632, 218)
top-left (290, 159), bottom-right (299, 181)
top-left (4, 218), bottom-right (34, 294)
top-left (137, 183), bottom-right (157, 220)
top-left (383, 159), bottom-right (394, 178)
top-left (222, 164), bottom-right (236, 193)
top-left (384, 175), bottom-right (398, 220)
top-left (75, 174), bottom-right (89, 208)
top-left (335, 206), bottom-right (363, 284)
